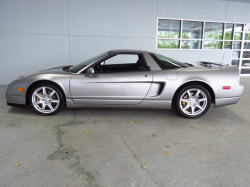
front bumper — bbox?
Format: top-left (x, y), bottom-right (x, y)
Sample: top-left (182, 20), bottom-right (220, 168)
top-left (6, 94), bottom-right (26, 105)
top-left (5, 81), bottom-right (26, 107)
top-left (7, 102), bottom-right (26, 108)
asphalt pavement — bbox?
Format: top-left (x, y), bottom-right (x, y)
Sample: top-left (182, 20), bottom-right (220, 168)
top-left (0, 77), bottom-right (249, 187)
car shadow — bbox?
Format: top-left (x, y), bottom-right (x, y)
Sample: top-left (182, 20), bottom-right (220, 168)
top-left (7, 106), bottom-right (37, 116)
top-left (7, 105), bottom-right (178, 117)
top-left (6, 105), bottom-right (245, 125)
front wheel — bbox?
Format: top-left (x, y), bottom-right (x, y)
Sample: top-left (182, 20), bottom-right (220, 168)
top-left (175, 85), bottom-right (211, 118)
top-left (29, 83), bottom-right (65, 115)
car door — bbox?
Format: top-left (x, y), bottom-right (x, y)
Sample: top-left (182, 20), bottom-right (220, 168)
top-left (70, 54), bottom-right (153, 105)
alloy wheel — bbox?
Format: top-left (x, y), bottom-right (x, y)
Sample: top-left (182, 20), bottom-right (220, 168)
top-left (31, 86), bottom-right (60, 114)
top-left (179, 88), bottom-right (208, 116)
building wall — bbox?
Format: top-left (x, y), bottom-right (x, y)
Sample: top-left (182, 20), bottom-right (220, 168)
top-left (0, 0), bottom-right (250, 84)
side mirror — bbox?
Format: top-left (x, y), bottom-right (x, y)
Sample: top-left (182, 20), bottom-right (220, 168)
top-left (85, 67), bottom-right (94, 77)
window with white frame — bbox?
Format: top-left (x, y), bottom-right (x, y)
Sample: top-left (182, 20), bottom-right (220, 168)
top-left (157, 18), bottom-right (250, 75)
top-left (241, 25), bottom-right (250, 74)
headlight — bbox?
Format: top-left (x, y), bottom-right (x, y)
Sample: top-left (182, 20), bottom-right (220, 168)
top-left (12, 75), bottom-right (27, 83)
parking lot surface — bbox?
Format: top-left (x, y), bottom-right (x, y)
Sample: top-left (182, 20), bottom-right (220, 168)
top-left (0, 77), bottom-right (249, 187)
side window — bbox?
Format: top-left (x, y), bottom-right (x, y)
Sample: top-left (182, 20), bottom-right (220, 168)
top-left (104, 54), bottom-right (138, 65)
top-left (149, 53), bottom-right (188, 69)
top-left (95, 54), bottom-right (149, 73)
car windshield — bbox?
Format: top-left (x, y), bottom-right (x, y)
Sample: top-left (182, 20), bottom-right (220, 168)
top-left (68, 52), bottom-right (108, 73)
top-left (151, 53), bottom-right (189, 68)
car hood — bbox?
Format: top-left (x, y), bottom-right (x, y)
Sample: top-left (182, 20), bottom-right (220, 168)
top-left (39, 65), bottom-right (69, 72)
top-left (14, 65), bottom-right (72, 81)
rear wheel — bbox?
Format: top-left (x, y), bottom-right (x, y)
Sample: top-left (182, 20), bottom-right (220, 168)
top-left (29, 83), bottom-right (65, 115)
top-left (175, 85), bottom-right (211, 118)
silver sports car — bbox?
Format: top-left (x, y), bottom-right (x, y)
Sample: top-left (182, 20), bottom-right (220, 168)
top-left (6, 49), bottom-right (244, 118)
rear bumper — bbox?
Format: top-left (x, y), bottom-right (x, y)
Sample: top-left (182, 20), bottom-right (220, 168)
top-left (215, 97), bottom-right (240, 107)
top-left (215, 79), bottom-right (244, 107)
top-left (234, 80), bottom-right (244, 97)
top-left (6, 94), bottom-right (26, 105)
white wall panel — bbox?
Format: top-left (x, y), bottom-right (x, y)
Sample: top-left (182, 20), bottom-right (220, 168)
top-left (158, 0), bottom-right (228, 22)
top-left (68, 0), bottom-right (157, 38)
top-left (0, 0), bottom-right (69, 35)
top-left (0, 0), bottom-right (250, 84)
top-left (226, 2), bottom-right (250, 23)
top-left (0, 34), bottom-right (69, 84)
top-left (70, 36), bottom-right (156, 65)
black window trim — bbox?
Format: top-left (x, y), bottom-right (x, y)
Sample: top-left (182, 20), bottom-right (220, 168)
top-left (82, 52), bottom-right (150, 74)
top-left (149, 53), bottom-right (182, 69)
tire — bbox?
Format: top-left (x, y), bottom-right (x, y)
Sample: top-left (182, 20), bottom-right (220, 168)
top-left (175, 85), bottom-right (211, 119)
top-left (29, 83), bottom-right (65, 116)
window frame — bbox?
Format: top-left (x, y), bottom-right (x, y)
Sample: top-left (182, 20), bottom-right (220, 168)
top-left (149, 53), bottom-right (189, 69)
top-left (156, 17), bottom-right (246, 51)
top-left (102, 53), bottom-right (139, 65)
top-left (156, 17), bottom-right (250, 76)
top-left (241, 24), bottom-right (250, 73)
top-left (85, 52), bottom-right (150, 74)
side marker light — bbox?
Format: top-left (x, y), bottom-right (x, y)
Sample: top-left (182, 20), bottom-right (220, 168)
top-left (18, 88), bottom-right (24, 91)
top-left (222, 86), bottom-right (231, 90)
